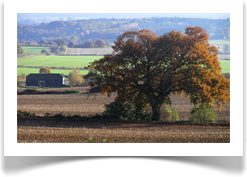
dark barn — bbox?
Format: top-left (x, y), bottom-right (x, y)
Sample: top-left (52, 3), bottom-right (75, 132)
top-left (26, 74), bottom-right (64, 87)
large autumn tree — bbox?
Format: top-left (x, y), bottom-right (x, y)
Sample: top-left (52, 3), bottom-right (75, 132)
top-left (84, 27), bottom-right (230, 121)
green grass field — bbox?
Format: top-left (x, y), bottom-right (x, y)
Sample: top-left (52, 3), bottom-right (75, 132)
top-left (208, 40), bottom-right (230, 45)
top-left (17, 54), bottom-right (230, 76)
top-left (17, 55), bottom-right (103, 68)
top-left (218, 60), bottom-right (230, 73)
top-left (21, 46), bottom-right (50, 54)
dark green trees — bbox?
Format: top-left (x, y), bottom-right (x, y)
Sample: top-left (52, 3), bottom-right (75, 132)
top-left (17, 43), bottom-right (25, 54)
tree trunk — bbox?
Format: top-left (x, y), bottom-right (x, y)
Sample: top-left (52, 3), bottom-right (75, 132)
top-left (151, 104), bottom-right (162, 121)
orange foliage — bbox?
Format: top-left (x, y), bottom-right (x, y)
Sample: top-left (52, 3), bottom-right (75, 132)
top-left (84, 27), bottom-right (230, 120)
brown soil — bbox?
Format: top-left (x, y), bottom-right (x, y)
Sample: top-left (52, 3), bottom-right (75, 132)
top-left (17, 86), bottom-right (230, 121)
top-left (17, 86), bottom-right (230, 143)
top-left (17, 121), bottom-right (230, 143)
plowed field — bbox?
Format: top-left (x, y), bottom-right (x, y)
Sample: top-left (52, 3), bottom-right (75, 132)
top-left (17, 86), bottom-right (230, 143)
top-left (17, 87), bottom-right (230, 121)
top-left (17, 121), bottom-right (230, 143)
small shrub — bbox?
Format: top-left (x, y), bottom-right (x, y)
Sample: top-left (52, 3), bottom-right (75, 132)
top-left (189, 104), bottom-right (217, 124)
top-left (53, 113), bottom-right (64, 120)
top-left (68, 68), bottom-right (84, 86)
top-left (91, 113), bottom-right (104, 120)
top-left (45, 113), bottom-right (51, 117)
top-left (103, 102), bottom-right (151, 122)
top-left (23, 89), bottom-right (37, 94)
top-left (103, 102), bottom-right (131, 120)
top-left (101, 138), bottom-right (109, 143)
top-left (40, 67), bottom-right (51, 74)
top-left (41, 49), bottom-right (48, 54)
top-left (87, 137), bottom-right (95, 143)
top-left (87, 137), bottom-right (109, 143)
top-left (160, 106), bottom-right (179, 122)
top-left (17, 110), bottom-right (35, 118)
top-left (128, 106), bottom-right (151, 122)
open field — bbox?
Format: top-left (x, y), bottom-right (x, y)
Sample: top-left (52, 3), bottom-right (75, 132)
top-left (17, 122), bottom-right (230, 143)
top-left (218, 60), bottom-right (230, 73)
top-left (209, 40), bottom-right (230, 45)
top-left (17, 55), bottom-right (103, 68)
top-left (17, 86), bottom-right (230, 143)
top-left (17, 87), bottom-right (230, 121)
top-left (17, 60), bottom-right (230, 75)
top-left (21, 46), bottom-right (50, 54)
top-left (209, 40), bottom-right (230, 53)
top-left (17, 55), bottom-right (230, 76)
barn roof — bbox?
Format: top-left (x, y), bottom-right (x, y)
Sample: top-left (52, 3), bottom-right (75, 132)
top-left (26, 74), bottom-right (63, 80)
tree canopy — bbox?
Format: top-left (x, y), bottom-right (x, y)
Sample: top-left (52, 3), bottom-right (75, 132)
top-left (17, 43), bottom-right (25, 54)
top-left (68, 68), bottom-right (83, 86)
top-left (38, 39), bottom-right (47, 45)
top-left (94, 39), bottom-right (106, 48)
top-left (40, 67), bottom-right (51, 74)
top-left (18, 17), bottom-right (230, 44)
top-left (54, 39), bottom-right (66, 46)
top-left (84, 27), bottom-right (230, 121)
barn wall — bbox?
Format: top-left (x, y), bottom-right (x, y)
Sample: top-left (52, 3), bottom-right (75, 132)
top-left (44, 80), bottom-right (63, 87)
top-left (26, 79), bottom-right (38, 86)
top-left (26, 74), bottom-right (64, 87)
top-left (26, 79), bottom-right (63, 87)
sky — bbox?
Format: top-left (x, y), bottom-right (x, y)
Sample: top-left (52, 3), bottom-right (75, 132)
top-left (17, 13), bottom-right (230, 20)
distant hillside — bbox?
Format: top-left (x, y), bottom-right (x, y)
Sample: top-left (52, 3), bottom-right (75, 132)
top-left (17, 17), bottom-right (230, 44)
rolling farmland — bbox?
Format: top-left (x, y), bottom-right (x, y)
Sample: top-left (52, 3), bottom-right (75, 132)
top-left (17, 48), bottom-right (230, 143)
top-left (17, 87), bottom-right (230, 121)
top-left (209, 40), bottom-right (230, 53)
top-left (218, 60), bottom-right (230, 73)
top-left (17, 87), bottom-right (230, 143)
top-left (17, 55), bottom-right (230, 76)
top-left (17, 55), bottom-right (103, 75)
top-left (17, 54), bottom-right (230, 143)
top-left (21, 46), bottom-right (50, 54)
top-left (209, 40), bottom-right (230, 45)
top-left (17, 123), bottom-right (230, 143)
top-left (17, 55), bottom-right (103, 68)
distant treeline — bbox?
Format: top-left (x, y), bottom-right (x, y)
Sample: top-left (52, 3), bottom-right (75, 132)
top-left (17, 17), bottom-right (230, 44)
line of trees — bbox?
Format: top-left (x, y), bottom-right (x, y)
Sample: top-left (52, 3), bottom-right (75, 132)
top-left (68, 39), bottom-right (109, 48)
top-left (36, 38), bottom-right (110, 55)
top-left (17, 17), bottom-right (230, 44)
